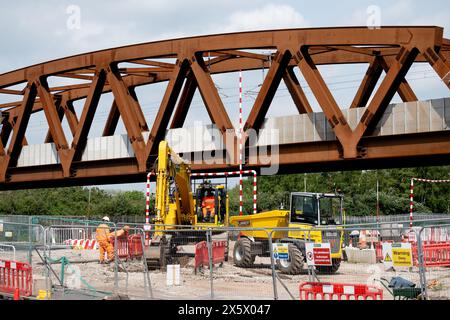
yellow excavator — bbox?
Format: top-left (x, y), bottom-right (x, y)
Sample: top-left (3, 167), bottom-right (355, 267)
top-left (146, 140), bottom-right (229, 268)
top-left (229, 192), bottom-right (345, 274)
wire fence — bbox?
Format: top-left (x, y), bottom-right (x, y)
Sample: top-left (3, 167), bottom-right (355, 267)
top-left (2, 213), bottom-right (448, 227)
top-left (1, 218), bottom-right (450, 300)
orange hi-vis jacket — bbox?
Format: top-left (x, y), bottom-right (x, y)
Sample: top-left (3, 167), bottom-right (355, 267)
top-left (96, 224), bottom-right (111, 242)
top-left (202, 196), bottom-right (215, 209)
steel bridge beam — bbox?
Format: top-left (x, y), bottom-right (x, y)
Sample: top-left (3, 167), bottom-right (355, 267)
top-left (0, 27), bottom-right (448, 189)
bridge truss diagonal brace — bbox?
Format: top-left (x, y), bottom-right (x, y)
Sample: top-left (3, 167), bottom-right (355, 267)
top-left (421, 47), bottom-right (450, 90)
top-left (170, 72), bottom-right (197, 129)
top-left (189, 54), bottom-right (237, 164)
top-left (44, 96), bottom-right (63, 143)
top-left (352, 47), bottom-right (420, 149)
top-left (283, 66), bottom-right (313, 114)
top-left (61, 99), bottom-right (80, 137)
top-left (294, 47), bottom-right (355, 158)
top-left (106, 64), bottom-right (147, 172)
top-left (378, 56), bottom-right (418, 102)
top-left (128, 86), bottom-right (149, 132)
top-left (36, 77), bottom-right (73, 176)
top-left (145, 59), bottom-right (190, 159)
top-left (350, 55), bottom-right (418, 110)
top-left (350, 57), bottom-right (384, 109)
top-left (0, 116), bottom-right (11, 154)
top-left (68, 69), bottom-right (107, 165)
top-left (102, 100), bottom-right (120, 137)
top-left (0, 82), bottom-right (37, 182)
top-left (245, 50), bottom-right (293, 132)
top-left (1, 116), bottom-right (29, 150)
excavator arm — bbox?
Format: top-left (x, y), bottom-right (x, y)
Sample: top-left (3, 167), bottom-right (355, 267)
top-left (154, 140), bottom-right (195, 227)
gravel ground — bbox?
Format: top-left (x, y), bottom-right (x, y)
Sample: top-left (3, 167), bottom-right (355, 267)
top-left (5, 246), bottom-right (450, 300)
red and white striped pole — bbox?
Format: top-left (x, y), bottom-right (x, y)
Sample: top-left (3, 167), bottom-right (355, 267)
top-left (145, 172), bottom-right (154, 246)
top-left (191, 170), bottom-right (257, 214)
top-left (239, 70), bottom-right (243, 216)
top-left (253, 171), bottom-right (257, 214)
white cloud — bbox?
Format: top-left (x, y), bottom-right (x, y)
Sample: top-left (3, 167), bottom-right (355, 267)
top-left (214, 4), bottom-right (309, 33)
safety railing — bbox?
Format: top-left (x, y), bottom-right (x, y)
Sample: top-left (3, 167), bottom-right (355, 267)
top-left (43, 224), bottom-right (152, 300)
top-left (0, 244), bottom-right (16, 261)
top-left (2, 217), bottom-right (450, 300)
top-left (0, 259), bottom-right (33, 297)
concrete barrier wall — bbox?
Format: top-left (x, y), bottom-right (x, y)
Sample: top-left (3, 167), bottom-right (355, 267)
top-left (16, 98), bottom-right (450, 167)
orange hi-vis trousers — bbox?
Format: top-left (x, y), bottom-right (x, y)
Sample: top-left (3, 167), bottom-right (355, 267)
top-left (98, 240), bottom-right (114, 262)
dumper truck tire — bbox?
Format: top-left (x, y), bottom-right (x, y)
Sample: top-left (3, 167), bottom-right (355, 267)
top-left (276, 244), bottom-right (304, 275)
top-left (315, 259), bottom-right (341, 274)
top-left (233, 238), bottom-right (254, 267)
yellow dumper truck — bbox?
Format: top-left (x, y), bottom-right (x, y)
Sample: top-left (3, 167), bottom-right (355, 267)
top-left (229, 192), bottom-right (344, 274)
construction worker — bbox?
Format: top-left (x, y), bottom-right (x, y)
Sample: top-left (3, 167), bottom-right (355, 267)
top-left (96, 216), bottom-right (114, 264)
top-left (96, 217), bottom-right (130, 264)
top-left (201, 190), bottom-right (215, 222)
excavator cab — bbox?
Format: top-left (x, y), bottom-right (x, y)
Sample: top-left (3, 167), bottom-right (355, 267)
top-left (194, 181), bottom-right (227, 226)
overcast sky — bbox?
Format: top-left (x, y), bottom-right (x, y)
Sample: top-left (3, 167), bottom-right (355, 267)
top-left (0, 0), bottom-right (449, 192)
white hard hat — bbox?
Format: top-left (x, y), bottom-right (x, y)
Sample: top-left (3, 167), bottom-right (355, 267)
top-left (102, 216), bottom-right (110, 222)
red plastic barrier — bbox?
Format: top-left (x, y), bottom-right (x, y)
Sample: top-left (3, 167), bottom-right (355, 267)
top-left (194, 241), bottom-right (207, 270)
top-left (0, 259), bottom-right (33, 297)
top-left (128, 234), bottom-right (143, 259)
top-left (375, 242), bottom-right (383, 262)
top-left (110, 235), bottom-right (129, 260)
top-left (110, 234), bottom-right (145, 260)
top-left (212, 241), bottom-right (226, 264)
top-left (299, 282), bottom-right (383, 300)
top-left (412, 242), bottom-right (450, 267)
top-left (194, 240), bottom-right (226, 271)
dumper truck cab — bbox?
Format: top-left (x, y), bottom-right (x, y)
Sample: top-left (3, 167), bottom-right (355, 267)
top-left (229, 192), bottom-right (344, 275)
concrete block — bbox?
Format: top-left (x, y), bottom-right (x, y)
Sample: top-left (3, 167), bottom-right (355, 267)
top-left (430, 99), bottom-right (444, 131)
top-left (32, 276), bottom-right (49, 297)
top-left (344, 247), bottom-right (377, 264)
top-left (314, 112), bottom-right (326, 141)
top-left (445, 97), bottom-right (450, 130)
top-left (304, 113), bottom-right (316, 142)
top-left (379, 104), bottom-right (393, 136)
top-left (417, 101), bottom-right (431, 132)
top-left (404, 101), bottom-right (418, 134)
top-left (392, 102), bottom-right (405, 135)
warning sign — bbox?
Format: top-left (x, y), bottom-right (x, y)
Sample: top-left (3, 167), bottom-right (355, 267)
top-left (272, 243), bottom-right (289, 260)
top-left (305, 242), bottom-right (332, 266)
top-left (382, 242), bottom-right (413, 268)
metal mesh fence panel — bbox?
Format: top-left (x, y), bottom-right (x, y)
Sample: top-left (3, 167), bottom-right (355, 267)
top-left (207, 228), bottom-right (276, 300)
top-left (142, 228), bottom-right (214, 299)
top-left (417, 224), bottom-right (450, 300)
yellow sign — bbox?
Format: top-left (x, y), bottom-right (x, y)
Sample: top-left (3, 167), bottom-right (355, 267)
top-left (272, 243), bottom-right (289, 260)
top-left (392, 247), bottom-right (413, 267)
top-left (384, 252), bottom-right (392, 262)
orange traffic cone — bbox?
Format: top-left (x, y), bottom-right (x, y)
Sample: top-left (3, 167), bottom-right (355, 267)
top-left (13, 288), bottom-right (20, 300)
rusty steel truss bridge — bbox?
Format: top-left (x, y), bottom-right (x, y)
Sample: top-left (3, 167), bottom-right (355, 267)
top-left (0, 26), bottom-right (449, 189)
